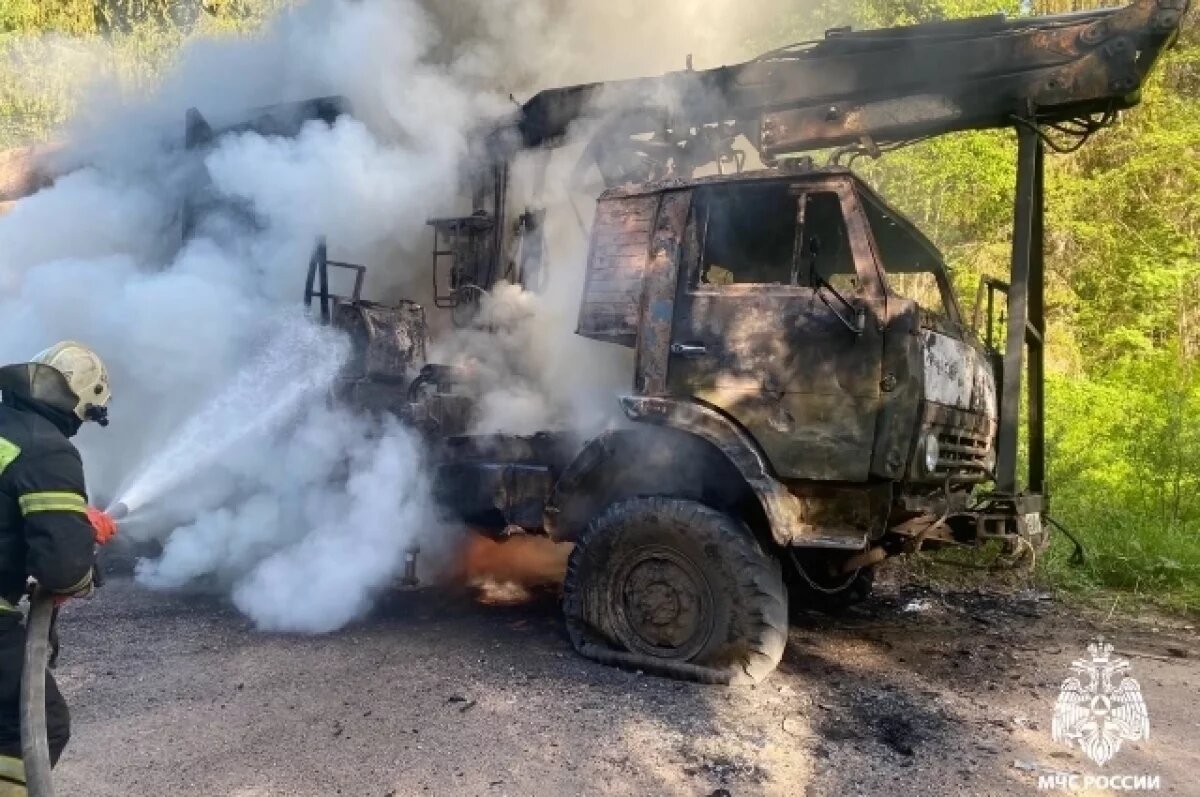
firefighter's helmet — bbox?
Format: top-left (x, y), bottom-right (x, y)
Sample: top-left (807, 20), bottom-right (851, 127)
top-left (31, 341), bottom-right (111, 426)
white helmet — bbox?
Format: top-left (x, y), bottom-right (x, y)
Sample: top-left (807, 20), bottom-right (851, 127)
top-left (31, 341), bottom-right (111, 425)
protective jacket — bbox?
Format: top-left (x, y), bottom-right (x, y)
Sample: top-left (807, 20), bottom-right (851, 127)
top-left (0, 364), bottom-right (94, 786)
top-left (0, 364), bottom-right (95, 611)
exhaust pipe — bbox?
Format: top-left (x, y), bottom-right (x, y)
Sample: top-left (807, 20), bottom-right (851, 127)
top-left (400, 547), bottom-right (420, 587)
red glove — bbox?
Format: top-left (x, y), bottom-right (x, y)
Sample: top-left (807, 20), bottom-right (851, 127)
top-left (86, 506), bottom-right (118, 545)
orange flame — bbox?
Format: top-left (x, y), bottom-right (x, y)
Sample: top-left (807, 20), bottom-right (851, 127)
top-left (454, 533), bottom-right (572, 605)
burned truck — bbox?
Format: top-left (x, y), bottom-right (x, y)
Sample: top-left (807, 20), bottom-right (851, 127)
top-left (288, 1), bottom-right (1182, 682)
top-left (306, 163), bottom-right (1023, 683)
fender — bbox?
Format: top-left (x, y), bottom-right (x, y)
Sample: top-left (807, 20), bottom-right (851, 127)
top-left (546, 395), bottom-right (870, 550)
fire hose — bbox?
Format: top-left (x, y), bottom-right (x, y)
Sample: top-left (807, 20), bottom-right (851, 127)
top-left (19, 593), bottom-right (54, 797)
top-left (19, 504), bottom-right (122, 797)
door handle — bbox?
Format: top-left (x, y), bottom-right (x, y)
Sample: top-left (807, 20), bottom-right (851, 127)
top-left (670, 342), bottom-right (708, 358)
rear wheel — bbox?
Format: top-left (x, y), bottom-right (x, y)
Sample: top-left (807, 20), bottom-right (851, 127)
top-left (563, 497), bottom-right (788, 685)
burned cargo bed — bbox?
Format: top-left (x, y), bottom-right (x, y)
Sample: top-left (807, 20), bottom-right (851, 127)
top-left (429, 432), bottom-right (577, 535)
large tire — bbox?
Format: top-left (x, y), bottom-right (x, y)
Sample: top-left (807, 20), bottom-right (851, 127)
top-left (785, 550), bottom-right (875, 616)
top-left (563, 498), bottom-right (788, 685)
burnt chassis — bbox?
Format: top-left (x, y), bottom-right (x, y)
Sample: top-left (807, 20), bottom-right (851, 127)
top-left (297, 128), bottom-right (1056, 688)
top-left (304, 140), bottom-right (1050, 574)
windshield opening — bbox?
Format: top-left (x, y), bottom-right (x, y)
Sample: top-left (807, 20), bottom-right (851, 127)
top-left (859, 188), bottom-right (961, 324)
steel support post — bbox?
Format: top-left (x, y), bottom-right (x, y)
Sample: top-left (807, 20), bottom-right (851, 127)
top-left (996, 125), bottom-right (1044, 495)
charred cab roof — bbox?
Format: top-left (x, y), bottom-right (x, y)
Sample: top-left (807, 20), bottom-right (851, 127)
top-left (598, 166), bottom-right (947, 267)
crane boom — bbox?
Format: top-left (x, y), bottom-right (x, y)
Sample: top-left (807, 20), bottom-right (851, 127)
top-left (506, 0), bottom-right (1188, 162)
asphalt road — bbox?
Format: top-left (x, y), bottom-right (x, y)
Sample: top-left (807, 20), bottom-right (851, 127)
top-left (45, 577), bottom-right (1199, 796)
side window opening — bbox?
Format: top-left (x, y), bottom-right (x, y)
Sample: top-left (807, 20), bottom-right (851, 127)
top-left (697, 183), bottom-right (797, 286)
top-left (801, 191), bottom-right (857, 294)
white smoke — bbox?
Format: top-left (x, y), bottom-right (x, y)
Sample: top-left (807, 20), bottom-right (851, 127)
top-left (0, 0), bottom-right (815, 631)
top-left (0, 0), bottom-right (499, 632)
top-left (137, 403), bottom-right (442, 634)
top-left (113, 316), bottom-right (350, 515)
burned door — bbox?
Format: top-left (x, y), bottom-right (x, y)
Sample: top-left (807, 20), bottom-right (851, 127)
top-left (667, 177), bottom-right (886, 481)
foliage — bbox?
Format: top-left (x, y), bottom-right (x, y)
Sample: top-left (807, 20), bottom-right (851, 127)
top-left (0, 1), bottom-right (97, 36)
top-left (0, 0), bottom-right (289, 147)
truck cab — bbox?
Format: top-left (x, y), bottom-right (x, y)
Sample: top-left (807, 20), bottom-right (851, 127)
top-left (580, 168), bottom-right (997, 491)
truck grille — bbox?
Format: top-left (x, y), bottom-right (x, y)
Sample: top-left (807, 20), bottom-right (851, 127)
top-left (910, 403), bottom-right (995, 484)
top-left (934, 430), bottom-right (991, 478)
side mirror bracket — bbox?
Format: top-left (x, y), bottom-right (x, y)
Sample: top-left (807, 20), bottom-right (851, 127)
top-left (806, 233), bottom-right (863, 337)
top-left (815, 278), bottom-right (866, 337)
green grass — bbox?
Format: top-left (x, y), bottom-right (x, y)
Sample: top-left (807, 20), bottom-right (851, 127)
top-left (1036, 506), bottom-right (1200, 616)
top-left (890, 506), bottom-right (1200, 619)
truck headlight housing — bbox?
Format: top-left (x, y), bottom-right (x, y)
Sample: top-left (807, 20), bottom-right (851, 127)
top-left (922, 434), bottom-right (940, 474)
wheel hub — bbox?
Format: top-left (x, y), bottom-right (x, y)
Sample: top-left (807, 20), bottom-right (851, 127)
top-left (612, 546), bottom-right (713, 660)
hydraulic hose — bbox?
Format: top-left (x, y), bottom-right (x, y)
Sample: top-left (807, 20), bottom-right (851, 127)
top-left (20, 593), bottom-right (55, 797)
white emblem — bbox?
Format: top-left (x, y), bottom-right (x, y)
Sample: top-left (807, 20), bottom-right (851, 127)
top-left (1052, 638), bottom-right (1149, 766)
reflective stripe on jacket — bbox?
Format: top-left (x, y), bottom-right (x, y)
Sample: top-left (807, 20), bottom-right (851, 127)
top-left (0, 404), bottom-right (94, 604)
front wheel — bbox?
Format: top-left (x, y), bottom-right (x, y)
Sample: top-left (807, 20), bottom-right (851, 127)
top-left (563, 498), bottom-right (788, 685)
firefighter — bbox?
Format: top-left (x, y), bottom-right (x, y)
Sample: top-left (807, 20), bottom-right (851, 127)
top-left (0, 341), bottom-right (114, 796)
